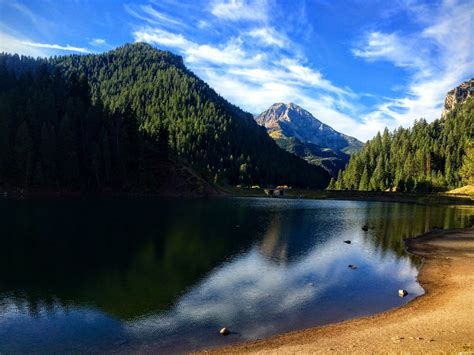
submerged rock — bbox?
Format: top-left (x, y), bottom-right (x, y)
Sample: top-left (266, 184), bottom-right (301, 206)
top-left (220, 327), bottom-right (230, 336)
top-left (348, 264), bottom-right (358, 269)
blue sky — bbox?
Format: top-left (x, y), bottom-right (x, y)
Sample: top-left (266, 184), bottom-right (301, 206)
top-left (0, 0), bottom-right (472, 141)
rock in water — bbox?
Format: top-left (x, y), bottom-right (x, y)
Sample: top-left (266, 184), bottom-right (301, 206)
top-left (348, 264), bottom-right (358, 269)
top-left (344, 240), bottom-right (351, 244)
top-left (362, 225), bottom-right (369, 231)
top-left (398, 289), bottom-right (408, 297)
top-left (220, 327), bottom-right (230, 336)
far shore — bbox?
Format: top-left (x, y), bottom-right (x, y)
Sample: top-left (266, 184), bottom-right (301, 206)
top-left (201, 228), bottom-right (474, 354)
top-left (226, 187), bottom-right (474, 206)
top-left (2, 185), bottom-right (474, 206)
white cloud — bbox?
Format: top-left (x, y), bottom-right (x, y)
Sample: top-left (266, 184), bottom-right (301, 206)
top-left (90, 38), bottom-right (106, 46)
top-left (134, 27), bottom-right (262, 66)
top-left (210, 0), bottom-right (269, 21)
top-left (139, 4), bottom-right (184, 26)
top-left (125, 3), bottom-right (185, 29)
top-left (20, 41), bottom-right (90, 53)
top-left (352, 32), bottom-right (428, 74)
top-left (354, 0), bottom-right (473, 129)
top-left (0, 32), bottom-right (47, 57)
top-left (197, 20), bottom-right (210, 29)
top-left (246, 27), bottom-right (286, 47)
top-left (134, 28), bottom-right (191, 49)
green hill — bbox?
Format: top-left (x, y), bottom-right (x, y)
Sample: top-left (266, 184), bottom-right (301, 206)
top-left (329, 79), bottom-right (474, 192)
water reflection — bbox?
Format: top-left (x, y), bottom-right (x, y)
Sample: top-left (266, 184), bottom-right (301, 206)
top-left (0, 198), bottom-right (471, 353)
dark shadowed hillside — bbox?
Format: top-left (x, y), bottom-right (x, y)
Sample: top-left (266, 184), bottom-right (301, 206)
top-left (0, 53), bottom-right (218, 195)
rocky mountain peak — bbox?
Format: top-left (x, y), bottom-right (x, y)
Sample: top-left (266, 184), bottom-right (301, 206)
top-left (442, 78), bottom-right (474, 118)
top-left (255, 103), bottom-right (363, 154)
top-left (256, 103), bottom-right (329, 134)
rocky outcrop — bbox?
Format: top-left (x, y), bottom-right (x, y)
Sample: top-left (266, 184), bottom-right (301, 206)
top-left (442, 78), bottom-right (474, 118)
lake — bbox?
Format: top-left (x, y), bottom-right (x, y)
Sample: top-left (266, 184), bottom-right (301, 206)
top-left (0, 197), bottom-right (472, 353)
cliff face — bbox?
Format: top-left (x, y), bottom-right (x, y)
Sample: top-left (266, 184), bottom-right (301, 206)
top-left (442, 78), bottom-right (474, 118)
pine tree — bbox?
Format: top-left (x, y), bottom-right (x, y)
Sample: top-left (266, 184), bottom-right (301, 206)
top-left (358, 167), bottom-right (369, 191)
top-left (459, 142), bottom-right (474, 185)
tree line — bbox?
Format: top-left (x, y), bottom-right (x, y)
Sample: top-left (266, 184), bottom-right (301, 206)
top-left (328, 98), bottom-right (473, 192)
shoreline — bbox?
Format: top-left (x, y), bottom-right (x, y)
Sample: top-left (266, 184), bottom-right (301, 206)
top-left (202, 228), bottom-right (474, 354)
top-left (226, 188), bottom-right (474, 206)
top-left (1, 185), bottom-right (473, 206)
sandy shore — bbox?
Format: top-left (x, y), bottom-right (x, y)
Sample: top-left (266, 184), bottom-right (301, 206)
top-left (204, 228), bottom-right (474, 354)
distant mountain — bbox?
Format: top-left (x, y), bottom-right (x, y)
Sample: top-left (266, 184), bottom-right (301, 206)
top-left (256, 103), bottom-right (363, 154)
top-left (255, 103), bottom-right (362, 175)
top-left (330, 78), bottom-right (474, 192)
top-left (48, 43), bottom-right (330, 189)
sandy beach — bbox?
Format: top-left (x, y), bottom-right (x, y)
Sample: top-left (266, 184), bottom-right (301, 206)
top-left (204, 228), bottom-right (474, 354)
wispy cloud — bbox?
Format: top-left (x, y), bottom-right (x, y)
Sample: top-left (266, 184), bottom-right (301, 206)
top-left (134, 28), bottom-right (191, 49)
top-left (125, 3), bottom-right (185, 28)
top-left (352, 32), bottom-right (429, 74)
top-left (0, 0), bottom-right (54, 36)
top-left (20, 41), bottom-right (90, 53)
top-left (210, 0), bottom-right (269, 21)
top-left (245, 27), bottom-right (286, 47)
top-left (353, 0), bottom-right (473, 128)
top-left (91, 38), bottom-right (106, 45)
top-left (0, 32), bottom-right (47, 57)
top-left (89, 38), bottom-right (114, 49)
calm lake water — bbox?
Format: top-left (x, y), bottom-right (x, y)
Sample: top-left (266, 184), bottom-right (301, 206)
top-left (0, 197), bottom-right (472, 353)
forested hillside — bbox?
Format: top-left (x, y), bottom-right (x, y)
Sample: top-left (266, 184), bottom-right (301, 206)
top-left (274, 137), bottom-right (349, 176)
top-left (0, 55), bottom-right (186, 193)
top-left (329, 93), bottom-right (474, 192)
top-left (50, 43), bottom-right (330, 188)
